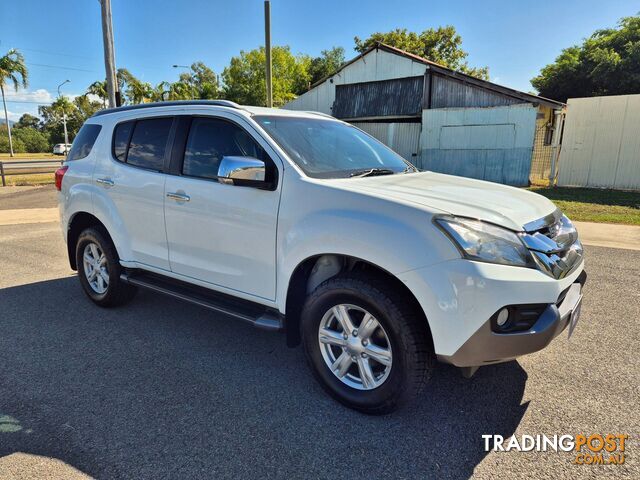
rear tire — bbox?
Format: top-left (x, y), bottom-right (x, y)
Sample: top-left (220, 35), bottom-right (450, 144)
top-left (76, 226), bottom-right (137, 307)
top-left (301, 273), bottom-right (435, 414)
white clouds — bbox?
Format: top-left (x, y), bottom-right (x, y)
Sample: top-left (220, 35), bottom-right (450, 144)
top-left (5, 110), bottom-right (23, 122)
top-left (1, 88), bottom-right (54, 121)
top-left (84, 93), bottom-right (102, 103)
top-left (3, 87), bottom-right (54, 104)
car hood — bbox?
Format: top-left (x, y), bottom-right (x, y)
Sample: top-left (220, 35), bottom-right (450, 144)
top-left (325, 171), bottom-right (557, 231)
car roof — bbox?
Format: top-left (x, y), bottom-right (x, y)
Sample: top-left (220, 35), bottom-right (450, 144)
top-left (89, 100), bottom-right (332, 121)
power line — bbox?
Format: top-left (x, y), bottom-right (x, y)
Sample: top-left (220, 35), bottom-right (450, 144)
top-left (3, 99), bottom-right (53, 105)
top-left (27, 62), bottom-right (98, 73)
top-left (17, 46), bottom-right (96, 61)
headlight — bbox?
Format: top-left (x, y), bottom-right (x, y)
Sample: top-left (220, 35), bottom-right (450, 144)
top-left (434, 216), bottom-right (533, 267)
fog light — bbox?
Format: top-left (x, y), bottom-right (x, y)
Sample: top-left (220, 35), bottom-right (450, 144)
top-left (496, 308), bottom-right (509, 327)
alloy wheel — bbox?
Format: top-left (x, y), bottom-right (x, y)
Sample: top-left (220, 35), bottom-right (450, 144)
top-left (318, 304), bottom-right (393, 390)
top-left (82, 242), bottom-right (109, 294)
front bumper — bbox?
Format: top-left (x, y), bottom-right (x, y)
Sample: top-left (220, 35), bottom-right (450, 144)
top-left (398, 255), bottom-right (586, 367)
top-left (437, 270), bottom-right (586, 367)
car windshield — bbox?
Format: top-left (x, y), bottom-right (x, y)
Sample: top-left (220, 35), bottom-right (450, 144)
top-left (254, 115), bottom-right (417, 179)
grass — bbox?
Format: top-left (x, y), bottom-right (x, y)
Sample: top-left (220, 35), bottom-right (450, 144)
top-left (1, 172), bottom-right (55, 186)
top-left (529, 186), bottom-right (640, 226)
top-left (0, 152), bottom-right (59, 159)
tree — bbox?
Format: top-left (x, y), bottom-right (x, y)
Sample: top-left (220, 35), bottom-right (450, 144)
top-left (0, 125), bottom-right (25, 153)
top-left (531, 15), bottom-right (640, 101)
top-left (0, 48), bottom-right (29, 156)
top-left (175, 62), bottom-right (220, 99)
top-left (39, 95), bottom-right (101, 145)
top-left (87, 80), bottom-right (108, 108)
top-left (354, 27), bottom-right (489, 79)
top-left (15, 113), bottom-right (40, 129)
top-left (117, 68), bottom-right (153, 104)
top-left (222, 46), bottom-right (310, 106)
top-left (12, 126), bottom-right (49, 152)
top-left (308, 47), bottom-right (345, 85)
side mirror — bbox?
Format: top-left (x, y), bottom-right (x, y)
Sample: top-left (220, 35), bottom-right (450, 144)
top-left (217, 156), bottom-right (266, 186)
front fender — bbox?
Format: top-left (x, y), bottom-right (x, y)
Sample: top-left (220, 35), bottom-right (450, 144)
top-left (276, 205), bottom-right (459, 311)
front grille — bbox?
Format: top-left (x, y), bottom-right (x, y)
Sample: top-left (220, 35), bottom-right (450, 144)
top-left (521, 210), bottom-right (583, 279)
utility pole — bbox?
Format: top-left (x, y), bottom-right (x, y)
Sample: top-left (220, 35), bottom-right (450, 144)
top-left (58, 80), bottom-right (70, 154)
top-left (264, 0), bottom-right (273, 107)
top-left (99, 0), bottom-right (119, 107)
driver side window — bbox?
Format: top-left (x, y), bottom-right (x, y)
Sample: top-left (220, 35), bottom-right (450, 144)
top-left (182, 117), bottom-right (267, 180)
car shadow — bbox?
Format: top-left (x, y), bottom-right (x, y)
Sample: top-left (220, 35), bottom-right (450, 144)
top-left (0, 277), bottom-right (529, 479)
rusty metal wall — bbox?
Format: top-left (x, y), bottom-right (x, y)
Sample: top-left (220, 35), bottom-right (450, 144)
top-left (429, 73), bottom-right (523, 109)
top-left (332, 76), bottom-right (424, 119)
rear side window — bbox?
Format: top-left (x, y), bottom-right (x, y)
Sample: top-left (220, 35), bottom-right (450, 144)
top-left (67, 124), bottom-right (102, 161)
top-left (126, 118), bottom-right (173, 171)
top-left (113, 120), bottom-right (134, 161)
top-left (112, 117), bottom-right (173, 170)
top-left (183, 117), bottom-right (267, 180)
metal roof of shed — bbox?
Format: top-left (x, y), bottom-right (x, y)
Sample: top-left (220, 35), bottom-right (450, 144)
top-left (311, 43), bottom-right (564, 109)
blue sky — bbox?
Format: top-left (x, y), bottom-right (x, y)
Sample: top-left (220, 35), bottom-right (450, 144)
top-left (0, 0), bottom-right (636, 121)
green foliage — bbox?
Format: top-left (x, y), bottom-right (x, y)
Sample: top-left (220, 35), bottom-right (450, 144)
top-left (117, 68), bottom-right (153, 104)
top-left (531, 15), bottom-right (640, 101)
top-left (15, 113), bottom-right (40, 129)
top-left (308, 47), bottom-right (346, 85)
top-left (0, 49), bottom-right (28, 92)
top-left (12, 126), bottom-right (49, 152)
top-left (176, 62), bottom-right (220, 99)
top-left (0, 125), bottom-right (25, 153)
top-left (354, 27), bottom-right (489, 79)
top-left (38, 95), bottom-right (102, 145)
top-left (222, 46), bottom-right (310, 106)
top-left (86, 80), bottom-right (108, 107)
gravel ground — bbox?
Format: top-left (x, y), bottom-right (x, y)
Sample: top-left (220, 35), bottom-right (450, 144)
top-left (0, 222), bottom-right (638, 479)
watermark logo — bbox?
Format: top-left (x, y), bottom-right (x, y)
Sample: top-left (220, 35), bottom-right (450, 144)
top-left (482, 434), bottom-right (628, 465)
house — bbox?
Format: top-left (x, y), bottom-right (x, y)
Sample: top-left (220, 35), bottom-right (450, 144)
top-left (283, 43), bottom-right (564, 186)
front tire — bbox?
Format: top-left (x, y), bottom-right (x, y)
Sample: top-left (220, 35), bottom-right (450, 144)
top-left (76, 227), bottom-right (137, 307)
top-left (301, 273), bottom-right (435, 414)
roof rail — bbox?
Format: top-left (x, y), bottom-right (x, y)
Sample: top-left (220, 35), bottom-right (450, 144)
top-left (91, 100), bottom-right (244, 118)
top-left (305, 111), bottom-right (334, 119)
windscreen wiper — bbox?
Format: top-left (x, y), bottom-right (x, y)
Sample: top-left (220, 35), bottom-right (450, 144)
top-left (349, 168), bottom-right (396, 178)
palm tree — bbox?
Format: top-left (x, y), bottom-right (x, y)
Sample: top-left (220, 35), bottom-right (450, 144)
top-left (0, 49), bottom-right (28, 157)
top-left (86, 80), bottom-right (108, 108)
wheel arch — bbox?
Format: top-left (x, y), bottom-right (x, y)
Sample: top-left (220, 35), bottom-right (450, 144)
top-left (283, 254), bottom-right (434, 349)
top-left (66, 212), bottom-right (114, 270)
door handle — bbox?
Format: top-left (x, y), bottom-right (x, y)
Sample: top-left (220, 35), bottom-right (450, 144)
top-left (96, 178), bottom-right (114, 187)
top-left (166, 192), bottom-right (190, 202)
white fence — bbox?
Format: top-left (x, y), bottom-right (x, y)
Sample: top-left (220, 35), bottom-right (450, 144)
top-left (558, 94), bottom-right (640, 190)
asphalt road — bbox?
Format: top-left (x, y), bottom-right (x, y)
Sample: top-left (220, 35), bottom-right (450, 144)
top-left (0, 221), bottom-right (638, 479)
top-left (0, 185), bottom-right (58, 210)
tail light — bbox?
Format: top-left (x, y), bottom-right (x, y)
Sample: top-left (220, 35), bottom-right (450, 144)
top-left (55, 165), bottom-right (69, 191)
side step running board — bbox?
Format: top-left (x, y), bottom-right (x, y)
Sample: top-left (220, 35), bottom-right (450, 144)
top-left (120, 272), bottom-right (283, 332)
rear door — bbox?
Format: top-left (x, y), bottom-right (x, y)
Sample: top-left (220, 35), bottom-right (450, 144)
top-left (163, 113), bottom-right (282, 301)
top-left (92, 115), bottom-right (174, 270)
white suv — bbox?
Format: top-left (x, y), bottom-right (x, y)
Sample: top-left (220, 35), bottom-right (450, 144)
top-left (57, 100), bottom-right (586, 414)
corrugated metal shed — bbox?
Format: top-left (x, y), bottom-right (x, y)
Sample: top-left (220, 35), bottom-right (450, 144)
top-left (558, 94), bottom-right (640, 190)
top-left (418, 104), bottom-right (537, 186)
top-left (429, 73), bottom-right (523, 108)
top-left (333, 76), bottom-right (423, 119)
top-left (284, 43), bottom-right (564, 115)
top-left (352, 122), bottom-right (421, 162)
top-left (283, 48), bottom-right (428, 114)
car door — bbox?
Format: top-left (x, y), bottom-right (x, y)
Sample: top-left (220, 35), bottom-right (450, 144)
top-left (92, 115), bottom-right (174, 270)
top-left (163, 114), bottom-right (282, 301)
